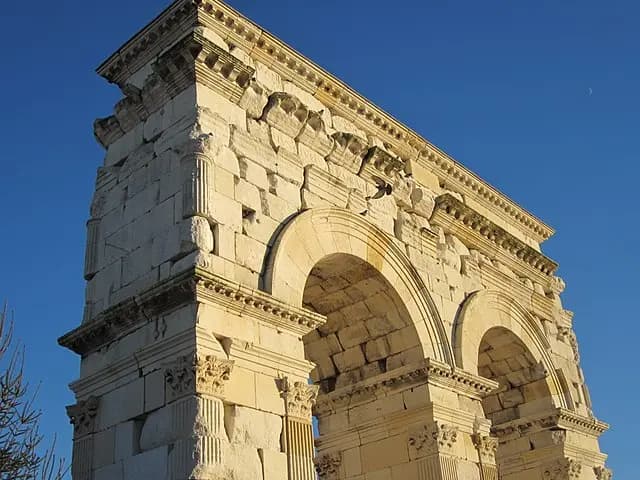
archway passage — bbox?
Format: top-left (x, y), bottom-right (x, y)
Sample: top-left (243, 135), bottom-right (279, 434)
top-left (478, 327), bottom-right (554, 427)
top-left (302, 254), bottom-right (422, 394)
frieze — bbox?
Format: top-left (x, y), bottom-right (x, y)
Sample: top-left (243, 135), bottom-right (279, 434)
top-left (279, 377), bottom-right (319, 421)
top-left (66, 396), bottom-right (99, 439)
top-left (491, 408), bottom-right (608, 439)
top-left (165, 353), bottom-right (234, 400)
top-left (314, 452), bottom-right (342, 480)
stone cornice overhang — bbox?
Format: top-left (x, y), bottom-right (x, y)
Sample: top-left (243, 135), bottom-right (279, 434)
top-left (314, 358), bottom-right (499, 416)
top-left (431, 193), bottom-right (558, 278)
top-left (492, 408), bottom-right (609, 439)
top-left (96, 0), bottom-right (554, 245)
top-left (58, 267), bottom-right (326, 356)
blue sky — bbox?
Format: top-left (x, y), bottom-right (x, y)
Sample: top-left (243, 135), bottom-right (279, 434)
top-left (0, 0), bottom-right (636, 476)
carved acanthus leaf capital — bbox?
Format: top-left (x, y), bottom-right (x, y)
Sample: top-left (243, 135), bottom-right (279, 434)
top-left (279, 377), bottom-right (319, 421)
top-left (165, 353), bottom-right (234, 400)
top-left (472, 434), bottom-right (498, 463)
top-left (408, 421), bottom-right (459, 457)
top-left (66, 396), bottom-right (99, 439)
top-left (314, 452), bottom-right (342, 480)
top-left (543, 458), bottom-right (582, 480)
top-left (594, 465), bottom-right (613, 480)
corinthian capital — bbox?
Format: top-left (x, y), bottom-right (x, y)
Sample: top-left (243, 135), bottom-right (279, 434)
top-left (165, 353), bottom-right (234, 401)
top-left (279, 377), bottom-right (319, 420)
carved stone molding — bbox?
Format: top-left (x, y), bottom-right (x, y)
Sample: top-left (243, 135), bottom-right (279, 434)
top-left (326, 132), bottom-right (368, 174)
top-left (262, 92), bottom-right (309, 138)
top-left (557, 327), bottom-right (580, 362)
top-left (542, 458), bottom-right (582, 480)
top-left (551, 429), bottom-right (567, 445)
top-left (279, 377), bottom-right (319, 421)
top-left (59, 267), bottom-right (326, 355)
top-left (315, 358), bottom-right (498, 416)
top-left (472, 434), bottom-right (498, 463)
top-left (165, 353), bottom-right (234, 400)
top-left (360, 146), bottom-right (405, 184)
top-left (66, 396), bottom-right (99, 439)
top-left (431, 193), bottom-right (557, 276)
top-left (314, 452), bottom-right (342, 480)
top-left (594, 465), bottom-right (613, 480)
top-left (408, 421), bottom-right (459, 457)
top-left (492, 408), bottom-right (608, 439)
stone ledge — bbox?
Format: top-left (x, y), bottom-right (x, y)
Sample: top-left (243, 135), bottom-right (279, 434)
top-left (314, 358), bottom-right (498, 416)
top-left (431, 193), bottom-right (558, 277)
top-left (59, 266), bottom-right (326, 356)
top-left (492, 408), bottom-right (609, 439)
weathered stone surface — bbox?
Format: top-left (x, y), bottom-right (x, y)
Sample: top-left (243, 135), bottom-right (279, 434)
top-left (63, 3), bottom-right (608, 480)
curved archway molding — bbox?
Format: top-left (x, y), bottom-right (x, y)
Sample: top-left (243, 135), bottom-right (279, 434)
top-left (453, 289), bottom-right (569, 409)
top-left (263, 207), bottom-right (453, 365)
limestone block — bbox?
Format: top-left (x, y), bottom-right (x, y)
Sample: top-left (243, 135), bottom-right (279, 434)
top-left (235, 177), bottom-right (263, 213)
top-left (123, 182), bottom-right (160, 224)
top-left (333, 346), bottom-right (367, 372)
top-left (260, 190), bottom-right (298, 222)
top-left (235, 233), bottom-right (266, 273)
top-left (121, 243), bottom-right (153, 286)
top-left (180, 216), bottom-right (214, 254)
top-left (242, 211), bottom-right (279, 244)
top-left (93, 428), bottom-right (115, 470)
top-left (223, 366), bottom-right (257, 408)
top-left (139, 407), bottom-right (171, 452)
top-left (213, 145), bottom-right (240, 176)
top-left (262, 92), bottom-right (309, 138)
top-left (197, 84), bottom-right (247, 130)
top-left (214, 164), bottom-right (236, 198)
top-left (296, 110), bottom-right (334, 157)
top-left (150, 227), bottom-right (180, 268)
top-left (144, 369), bottom-right (165, 412)
top-left (337, 322), bottom-right (369, 349)
top-left (409, 184), bottom-right (436, 218)
top-left (260, 449), bottom-right (288, 480)
top-left (268, 173), bottom-right (302, 206)
top-left (224, 443), bottom-right (264, 480)
top-left (364, 337), bottom-right (391, 362)
top-left (238, 157), bottom-right (270, 190)
top-left (275, 149), bottom-right (305, 185)
top-left (123, 445), bottom-right (167, 479)
top-left (224, 405), bottom-right (282, 451)
top-left (326, 132), bottom-right (368, 174)
top-left (360, 435), bottom-right (409, 473)
top-left (239, 80), bottom-right (269, 119)
top-left (255, 61), bottom-right (283, 92)
top-left (298, 142), bottom-right (329, 170)
top-left (302, 165), bottom-right (351, 208)
top-left (332, 115), bottom-right (367, 140)
top-left (209, 191), bottom-right (243, 232)
top-left (97, 378), bottom-right (144, 430)
top-left (270, 125), bottom-right (297, 153)
top-left (386, 346), bottom-right (423, 371)
top-left (105, 124), bottom-right (144, 167)
top-left (94, 463), bottom-right (123, 480)
top-left (255, 373), bottom-right (285, 415)
top-left (115, 421), bottom-right (140, 461)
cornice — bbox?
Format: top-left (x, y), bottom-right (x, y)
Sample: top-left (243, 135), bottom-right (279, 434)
top-left (492, 408), bottom-right (609, 439)
top-left (314, 358), bottom-right (498, 416)
top-left (432, 193), bottom-right (558, 277)
top-left (96, 0), bottom-right (554, 244)
top-left (59, 267), bottom-right (325, 356)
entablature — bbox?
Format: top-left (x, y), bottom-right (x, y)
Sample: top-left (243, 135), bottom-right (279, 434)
top-left (96, 0), bottom-right (554, 247)
top-left (431, 193), bottom-right (558, 279)
top-left (58, 267), bottom-right (325, 356)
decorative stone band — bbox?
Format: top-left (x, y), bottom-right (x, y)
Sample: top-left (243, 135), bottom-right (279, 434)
top-left (408, 421), bottom-right (459, 458)
top-left (542, 458), bottom-right (583, 480)
top-left (491, 408), bottom-right (609, 439)
top-left (96, 0), bottom-right (553, 244)
top-left (58, 267), bottom-right (326, 355)
top-left (431, 193), bottom-right (558, 277)
top-left (66, 396), bottom-right (99, 439)
top-left (314, 452), bottom-right (342, 480)
top-left (165, 352), bottom-right (234, 401)
top-left (314, 358), bottom-right (498, 416)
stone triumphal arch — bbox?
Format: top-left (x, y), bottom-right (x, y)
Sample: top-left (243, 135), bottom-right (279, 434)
top-left (60, 1), bottom-right (611, 479)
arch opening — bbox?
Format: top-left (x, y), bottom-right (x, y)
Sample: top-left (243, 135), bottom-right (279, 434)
top-left (302, 253), bottom-right (423, 395)
top-left (478, 327), bottom-right (554, 427)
